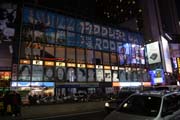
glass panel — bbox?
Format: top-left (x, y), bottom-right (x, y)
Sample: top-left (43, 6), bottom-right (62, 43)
top-left (87, 68), bottom-right (95, 82)
top-left (77, 68), bottom-right (86, 82)
top-left (104, 70), bottom-right (111, 82)
top-left (110, 53), bottom-right (117, 65)
top-left (45, 28), bottom-right (56, 44)
top-left (119, 69), bottom-right (127, 82)
top-left (55, 46), bottom-right (65, 61)
top-left (20, 42), bottom-right (32, 59)
top-left (44, 45), bottom-right (54, 59)
top-left (103, 52), bottom-right (110, 65)
top-left (95, 51), bottom-right (102, 64)
top-left (55, 67), bottom-right (66, 81)
top-left (32, 43), bottom-right (43, 59)
top-left (96, 69), bottom-right (103, 82)
top-left (76, 48), bottom-right (85, 63)
top-left (44, 66), bottom-right (54, 81)
top-left (18, 64), bottom-right (31, 81)
top-left (22, 25), bottom-right (33, 42)
top-left (66, 67), bottom-right (76, 82)
top-left (32, 65), bottom-right (43, 81)
top-left (66, 47), bottom-right (75, 63)
top-left (86, 49), bottom-right (94, 64)
top-left (112, 70), bottom-right (119, 82)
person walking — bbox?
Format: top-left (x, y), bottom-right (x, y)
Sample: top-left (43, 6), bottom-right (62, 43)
top-left (11, 91), bottom-right (22, 117)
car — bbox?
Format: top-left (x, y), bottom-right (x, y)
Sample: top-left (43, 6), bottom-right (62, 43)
top-left (104, 90), bottom-right (180, 120)
top-left (73, 93), bottom-right (87, 102)
top-left (104, 91), bottom-right (135, 113)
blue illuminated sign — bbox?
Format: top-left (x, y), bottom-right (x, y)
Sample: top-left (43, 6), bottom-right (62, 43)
top-left (149, 69), bottom-right (164, 85)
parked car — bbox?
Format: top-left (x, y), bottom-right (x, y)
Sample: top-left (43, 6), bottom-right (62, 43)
top-left (104, 91), bottom-right (135, 113)
top-left (73, 93), bottom-right (87, 102)
top-left (104, 90), bottom-right (180, 120)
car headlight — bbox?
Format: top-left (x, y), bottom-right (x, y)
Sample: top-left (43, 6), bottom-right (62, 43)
top-left (105, 102), bottom-right (110, 107)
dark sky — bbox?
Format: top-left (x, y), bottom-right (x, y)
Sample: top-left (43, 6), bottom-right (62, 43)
top-left (175, 0), bottom-right (180, 20)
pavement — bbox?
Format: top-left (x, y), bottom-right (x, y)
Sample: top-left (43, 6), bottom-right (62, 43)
top-left (0, 101), bottom-right (106, 120)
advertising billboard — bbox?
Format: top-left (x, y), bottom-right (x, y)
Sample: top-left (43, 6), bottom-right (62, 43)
top-left (0, 3), bottom-right (17, 69)
top-left (161, 36), bottom-right (172, 73)
top-left (169, 43), bottom-right (180, 69)
top-left (149, 69), bottom-right (164, 85)
top-left (146, 41), bottom-right (161, 64)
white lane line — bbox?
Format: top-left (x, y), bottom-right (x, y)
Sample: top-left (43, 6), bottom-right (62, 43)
top-left (26, 110), bottom-right (104, 120)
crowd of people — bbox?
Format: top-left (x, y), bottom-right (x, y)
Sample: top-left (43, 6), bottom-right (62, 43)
top-left (0, 91), bottom-right (22, 117)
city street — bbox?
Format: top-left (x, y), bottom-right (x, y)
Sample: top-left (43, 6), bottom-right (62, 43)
top-left (27, 111), bottom-right (107, 120)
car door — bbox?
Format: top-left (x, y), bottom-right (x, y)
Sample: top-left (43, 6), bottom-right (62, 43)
top-left (161, 94), bottom-right (179, 120)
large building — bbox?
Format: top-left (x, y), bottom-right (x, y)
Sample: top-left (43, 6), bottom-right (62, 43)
top-left (0, 1), bottom-right (150, 97)
top-left (0, 0), bottom-right (180, 97)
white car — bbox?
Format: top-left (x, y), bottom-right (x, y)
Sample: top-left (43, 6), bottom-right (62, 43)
top-left (104, 90), bottom-right (180, 120)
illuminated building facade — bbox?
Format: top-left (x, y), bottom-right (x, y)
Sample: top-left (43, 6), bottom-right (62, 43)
top-left (9, 4), bottom-right (151, 96)
top-left (0, 1), bottom-right (153, 96)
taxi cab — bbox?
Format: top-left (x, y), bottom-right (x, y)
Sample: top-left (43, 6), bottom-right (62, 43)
top-left (104, 90), bottom-right (180, 120)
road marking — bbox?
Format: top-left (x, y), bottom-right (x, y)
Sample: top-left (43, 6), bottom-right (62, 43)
top-left (27, 110), bottom-right (104, 120)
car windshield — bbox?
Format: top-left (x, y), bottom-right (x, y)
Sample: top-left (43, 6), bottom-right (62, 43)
top-left (117, 95), bottom-right (161, 117)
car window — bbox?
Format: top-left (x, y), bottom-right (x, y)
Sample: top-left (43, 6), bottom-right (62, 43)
top-left (162, 94), bottom-right (180, 117)
top-left (117, 95), bottom-right (161, 117)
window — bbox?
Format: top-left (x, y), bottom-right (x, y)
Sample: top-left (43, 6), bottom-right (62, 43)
top-left (118, 95), bottom-right (161, 117)
top-left (110, 53), bottom-right (117, 65)
top-left (76, 48), bottom-right (85, 63)
top-left (32, 43), bottom-right (43, 59)
top-left (66, 47), bottom-right (75, 63)
top-left (95, 51), bottom-right (102, 64)
top-left (103, 52), bottom-right (110, 65)
top-left (44, 44), bottom-right (55, 58)
top-left (20, 42), bottom-right (32, 59)
top-left (55, 46), bottom-right (65, 61)
top-left (86, 49), bottom-right (94, 64)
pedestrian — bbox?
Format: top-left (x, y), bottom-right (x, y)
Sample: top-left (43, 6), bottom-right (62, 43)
top-left (0, 92), bottom-right (4, 116)
top-left (3, 91), bottom-right (11, 116)
top-left (11, 91), bottom-right (22, 117)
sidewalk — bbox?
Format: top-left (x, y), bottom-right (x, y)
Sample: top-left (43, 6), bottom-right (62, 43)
top-left (0, 101), bottom-right (105, 120)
